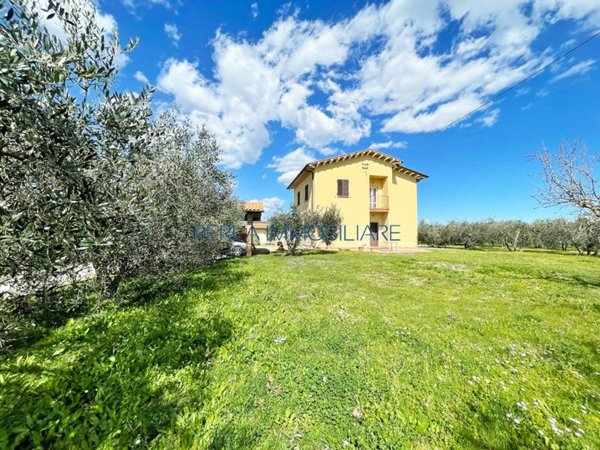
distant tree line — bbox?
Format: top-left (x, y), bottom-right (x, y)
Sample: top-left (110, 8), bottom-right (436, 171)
top-left (418, 217), bottom-right (600, 255)
top-left (0, 1), bottom-right (239, 349)
top-left (421, 140), bottom-right (600, 255)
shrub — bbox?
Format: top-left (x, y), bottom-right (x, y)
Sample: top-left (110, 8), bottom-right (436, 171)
top-left (269, 207), bottom-right (322, 255)
top-left (319, 205), bottom-right (343, 246)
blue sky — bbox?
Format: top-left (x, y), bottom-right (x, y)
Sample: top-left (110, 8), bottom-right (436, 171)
top-left (61, 1), bottom-right (600, 220)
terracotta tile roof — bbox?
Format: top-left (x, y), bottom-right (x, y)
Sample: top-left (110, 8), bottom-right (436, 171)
top-left (286, 148), bottom-right (428, 189)
top-left (244, 201), bottom-right (264, 212)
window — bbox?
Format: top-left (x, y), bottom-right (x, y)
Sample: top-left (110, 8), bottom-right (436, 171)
top-left (304, 184), bottom-right (309, 201)
top-left (297, 191), bottom-right (300, 206)
top-left (337, 179), bottom-right (349, 197)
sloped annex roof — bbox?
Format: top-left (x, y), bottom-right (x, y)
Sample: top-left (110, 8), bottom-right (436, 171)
top-left (286, 148), bottom-right (428, 190)
top-left (244, 201), bottom-right (264, 212)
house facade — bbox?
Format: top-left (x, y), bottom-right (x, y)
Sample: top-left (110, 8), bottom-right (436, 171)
top-left (287, 149), bottom-right (427, 249)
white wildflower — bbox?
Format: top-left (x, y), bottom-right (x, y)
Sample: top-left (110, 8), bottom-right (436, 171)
top-left (549, 418), bottom-right (563, 436)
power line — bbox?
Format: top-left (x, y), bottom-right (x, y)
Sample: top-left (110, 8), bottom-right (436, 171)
top-left (440, 29), bottom-right (600, 131)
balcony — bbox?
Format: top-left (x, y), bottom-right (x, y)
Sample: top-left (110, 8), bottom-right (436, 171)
top-left (369, 194), bottom-right (389, 211)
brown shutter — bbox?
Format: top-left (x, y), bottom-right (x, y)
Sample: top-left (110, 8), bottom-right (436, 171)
top-left (337, 179), bottom-right (349, 197)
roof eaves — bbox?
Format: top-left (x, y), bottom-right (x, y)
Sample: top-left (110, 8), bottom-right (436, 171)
top-left (286, 164), bottom-right (314, 190)
top-left (286, 148), bottom-right (419, 188)
top-left (394, 164), bottom-right (429, 181)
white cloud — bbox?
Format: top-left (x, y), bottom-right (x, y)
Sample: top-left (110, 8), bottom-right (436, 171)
top-left (267, 148), bottom-right (315, 185)
top-left (25, 0), bottom-right (116, 41)
top-left (134, 70), bottom-right (149, 84)
top-left (157, 58), bottom-right (272, 168)
top-left (478, 108), bottom-right (500, 127)
top-left (251, 2), bottom-right (258, 19)
top-left (95, 11), bottom-right (117, 32)
top-left (156, 0), bottom-right (600, 168)
top-left (521, 102), bottom-right (533, 110)
top-left (551, 59), bottom-right (595, 82)
top-left (316, 146), bottom-right (339, 156)
top-left (122, 0), bottom-right (180, 10)
top-left (24, 1), bottom-right (127, 72)
top-left (382, 96), bottom-right (483, 133)
top-left (369, 140), bottom-right (407, 150)
top-left (536, 88), bottom-right (550, 98)
top-left (164, 23), bottom-right (182, 46)
top-left (249, 196), bottom-right (287, 218)
top-left (114, 50), bottom-right (131, 69)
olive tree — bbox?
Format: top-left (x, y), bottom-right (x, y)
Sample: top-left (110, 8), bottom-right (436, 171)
top-left (531, 218), bottom-right (571, 250)
top-left (569, 216), bottom-right (600, 256)
top-left (499, 220), bottom-right (530, 252)
top-left (418, 221), bottom-right (444, 247)
top-left (1, 1), bottom-right (240, 351)
top-left (0, 0), bottom-right (150, 300)
top-left (319, 205), bottom-right (342, 246)
top-left (269, 208), bottom-right (322, 255)
top-left (92, 114), bottom-right (241, 294)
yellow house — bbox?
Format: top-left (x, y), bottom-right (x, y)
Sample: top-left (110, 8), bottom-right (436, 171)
top-left (287, 148), bottom-right (427, 249)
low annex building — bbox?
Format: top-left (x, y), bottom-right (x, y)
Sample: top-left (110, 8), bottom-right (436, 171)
top-left (243, 201), bottom-right (269, 244)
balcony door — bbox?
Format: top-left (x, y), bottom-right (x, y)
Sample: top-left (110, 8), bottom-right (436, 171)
top-left (369, 187), bottom-right (377, 209)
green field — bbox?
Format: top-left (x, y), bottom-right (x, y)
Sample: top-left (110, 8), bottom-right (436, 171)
top-left (1, 250), bottom-right (599, 448)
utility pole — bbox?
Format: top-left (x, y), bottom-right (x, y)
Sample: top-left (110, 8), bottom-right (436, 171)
top-left (246, 219), bottom-right (253, 257)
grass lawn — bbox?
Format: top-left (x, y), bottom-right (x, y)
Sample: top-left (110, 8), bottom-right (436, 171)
top-left (1, 250), bottom-right (599, 449)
